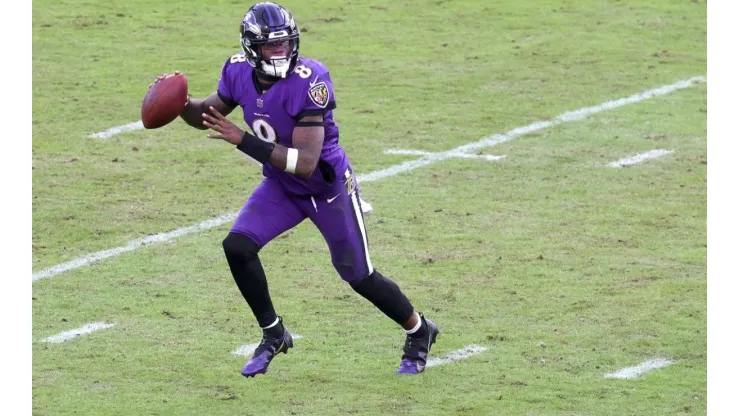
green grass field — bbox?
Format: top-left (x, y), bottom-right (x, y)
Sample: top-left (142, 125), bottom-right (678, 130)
top-left (32, 0), bottom-right (707, 415)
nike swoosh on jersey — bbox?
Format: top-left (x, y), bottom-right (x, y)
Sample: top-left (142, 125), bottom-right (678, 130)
top-left (327, 194), bottom-right (340, 203)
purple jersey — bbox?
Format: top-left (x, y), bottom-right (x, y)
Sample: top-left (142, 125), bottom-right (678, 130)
top-left (217, 54), bottom-right (349, 197)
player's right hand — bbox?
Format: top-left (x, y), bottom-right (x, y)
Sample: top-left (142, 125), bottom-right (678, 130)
top-left (148, 71), bottom-right (182, 89)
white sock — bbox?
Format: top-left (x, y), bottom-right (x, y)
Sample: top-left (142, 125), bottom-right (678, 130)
top-left (404, 313), bottom-right (422, 334)
top-left (261, 317), bottom-right (280, 330)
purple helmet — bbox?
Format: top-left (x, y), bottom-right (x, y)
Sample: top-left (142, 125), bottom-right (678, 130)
top-left (240, 2), bottom-right (300, 78)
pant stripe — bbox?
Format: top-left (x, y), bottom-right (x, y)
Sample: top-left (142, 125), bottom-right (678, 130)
top-left (346, 169), bottom-right (373, 276)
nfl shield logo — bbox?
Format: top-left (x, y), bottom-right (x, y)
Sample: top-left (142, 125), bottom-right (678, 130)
top-left (256, 98), bottom-right (263, 108)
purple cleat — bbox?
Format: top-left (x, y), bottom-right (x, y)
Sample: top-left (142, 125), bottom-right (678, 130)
top-left (397, 314), bottom-right (439, 375)
top-left (241, 320), bottom-right (294, 378)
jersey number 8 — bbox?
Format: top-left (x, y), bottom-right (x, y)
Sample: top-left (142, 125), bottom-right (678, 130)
top-left (230, 53), bottom-right (248, 64)
top-left (252, 119), bottom-right (277, 143)
top-left (294, 64), bottom-right (312, 79)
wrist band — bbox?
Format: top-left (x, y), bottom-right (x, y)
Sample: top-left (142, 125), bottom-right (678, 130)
top-left (236, 131), bottom-right (275, 164)
top-left (286, 148), bottom-right (299, 174)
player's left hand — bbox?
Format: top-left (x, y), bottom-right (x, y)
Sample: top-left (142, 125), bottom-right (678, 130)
top-left (203, 106), bottom-right (244, 145)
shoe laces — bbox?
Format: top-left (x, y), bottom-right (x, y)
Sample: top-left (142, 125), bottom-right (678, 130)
top-left (254, 333), bottom-right (282, 356)
top-left (402, 332), bottom-right (426, 357)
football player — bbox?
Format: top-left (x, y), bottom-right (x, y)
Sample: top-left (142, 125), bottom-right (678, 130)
top-left (154, 1), bottom-right (437, 376)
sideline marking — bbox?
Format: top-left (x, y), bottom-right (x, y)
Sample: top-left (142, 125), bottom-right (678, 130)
top-left (427, 344), bottom-right (489, 367)
top-left (604, 358), bottom-right (673, 379)
top-left (40, 322), bottom-right (117, 343)
top-left (607, 149), bottom-right (674, 167)
top-left (89, 121), bottom-right (144, 139)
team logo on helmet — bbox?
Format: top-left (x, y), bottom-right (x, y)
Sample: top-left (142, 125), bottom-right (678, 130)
top-left (243, 12), bottom-right (262, 35)
top-left (308, 82), bottom-right (329, 108)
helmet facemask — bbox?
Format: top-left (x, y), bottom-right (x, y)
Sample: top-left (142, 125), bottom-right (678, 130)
top-left (242, 37), bottom-right (299, 79)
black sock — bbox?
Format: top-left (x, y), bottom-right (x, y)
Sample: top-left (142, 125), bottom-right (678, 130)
top-left (262, 319), bottom-right (285, 339)
top-left (408, 316), bottom-right (428, 339)
top-left (222, 232), bottom-right (278, 328)
top-left (350, 270), bottom-right (415, 326)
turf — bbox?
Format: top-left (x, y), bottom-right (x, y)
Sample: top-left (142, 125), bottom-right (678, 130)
top-left (32, 0), bottom-right (706, 414)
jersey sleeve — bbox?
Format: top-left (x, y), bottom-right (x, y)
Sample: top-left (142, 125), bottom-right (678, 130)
top-left (216, 57), bottom-right (239, 107)
top-left (290, 69), bottom-right (337, 119)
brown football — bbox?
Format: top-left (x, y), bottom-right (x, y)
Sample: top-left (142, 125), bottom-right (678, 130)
top-left (141, 73), bottom-right (188, 129)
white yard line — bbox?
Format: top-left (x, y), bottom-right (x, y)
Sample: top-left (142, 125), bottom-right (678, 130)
top-left (427, 344), bottom-right (488, 367)
top-left (447, 153), bottom-right (505, 161)
top-left (358, 76), bottom-right (704, 182)
top-left (384, 149), bottom-right (440, 157)
top-left (32, 214), bottom-right (237, 282)
top-left (89, 121), bottom-right (144, 138)
top-left (385, 148), bottom-right (505, 161)
top-left (604, 358), bottom-right (673, 379)
top-left (607, 149), bottom-right (674, 167)
top-left (33, 76), bottom-right (704, 282)
top-left (231, 334), bottom-right (303, 356)
top-left (40, 322), bottom-right (117, 343)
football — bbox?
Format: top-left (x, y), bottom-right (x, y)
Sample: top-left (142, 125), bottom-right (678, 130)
top-left (141, 73), bottom-right (188, 129)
